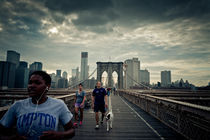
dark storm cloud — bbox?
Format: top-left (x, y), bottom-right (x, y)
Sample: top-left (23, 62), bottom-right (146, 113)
top-left (114, 0), bottom-right (210, 19)
top-left (72, 9), bottom-right (118, 26)
top-left (41, 0), bottom-right (210, 32)
top-left (111, 0), bottom-right (210, 28)
top-left (1, 0), bottom-right (210, 34)
top-left (0, 0), bottom-right (46, 37)
top-left (44, 0), bottom-right (118, 29)
top-left (44, 0), bottom-right (113, 14)
top-left (0, 0), bottom-right (210, 86)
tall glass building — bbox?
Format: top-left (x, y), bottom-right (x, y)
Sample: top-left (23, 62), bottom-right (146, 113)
top-left (161, 70), bottom-right (171, 87)
top-left (29, 62), bottom-right (42, 75)
top-left (0, 61), bottom-right (16, 89)
top-left (15, 61), bottom-right (29, 88)
top-left (80, 52), bottom-right (89, 81)
top-left (6, 50), bottom-right (20, 68)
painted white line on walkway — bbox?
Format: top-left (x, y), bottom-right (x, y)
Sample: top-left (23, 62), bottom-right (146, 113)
top-left (119, 96), bottom-right (165, 140)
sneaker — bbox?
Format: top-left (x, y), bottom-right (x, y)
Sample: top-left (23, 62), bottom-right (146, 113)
top-left (100, 120), bottom-right (103, 124)
top-left (95, 124), bottom-right (99, 129)
top-left (73, 122), bottom-right (78, 127)
top-left (79, 121), bottom-right (82, 126)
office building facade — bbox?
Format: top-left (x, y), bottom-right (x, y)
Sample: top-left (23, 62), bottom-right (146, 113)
top-left (6, 50), bottom-right (20, 68)
top-left (29, 62), bottom-right (42, 75)
top-left (139, 69), bottom-right (150, 85)
top-left (80, 52), bottom-right (88, 81)
top-left (62, 71), bottom-right (68, 79)
top-left (0, 61), bottom-right (16, 89)
top-left (124, 58), bottom-right (140, 88)
top-left (161, 70), bottom-right (171, 87)
top-left (15, 61), bottom-right (29, 88)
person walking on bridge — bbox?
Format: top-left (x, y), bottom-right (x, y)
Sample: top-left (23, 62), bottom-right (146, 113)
top-left (113, 87), bottom-right (116, 95)
top-left (107, 88), bottom-right (111, 96)
top-left (92, 82), bottom-right (108, 129)
top-left (74, 83), bottom-right (86, 127)
top-left (0, 71), bottom-right (75, 139)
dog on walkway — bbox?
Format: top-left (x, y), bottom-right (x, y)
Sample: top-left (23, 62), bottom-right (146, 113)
top-left (106, 95), bottom-right (114, 132)
top-left (106, 111), bottom-right (113, 131)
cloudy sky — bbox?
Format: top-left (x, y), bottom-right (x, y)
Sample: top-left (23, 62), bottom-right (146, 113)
top-left (0, 0), bottom-right (210, 86)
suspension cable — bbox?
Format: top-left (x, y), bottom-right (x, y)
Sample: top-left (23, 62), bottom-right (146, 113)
top-left (123, 69), bottom-right (152, 90)
top-left (67, 65), bottom-right (152, 90)
top-left (67, 68), bottom-right (97, 90)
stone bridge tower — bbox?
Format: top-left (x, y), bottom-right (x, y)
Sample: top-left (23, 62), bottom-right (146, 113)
top-left (96, 62), bottom-right (123, 89)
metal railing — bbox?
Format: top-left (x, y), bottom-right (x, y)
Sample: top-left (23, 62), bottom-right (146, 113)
top-left (0, 90), bottom-right (92, 119)
top-left (118, 90), bottom-right (210, 140)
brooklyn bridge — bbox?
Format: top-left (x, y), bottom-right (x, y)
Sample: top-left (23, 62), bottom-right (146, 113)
top-left (0, 62), bottom-right (209, 140)
top-left (0, 89), bottom-right (209, 140)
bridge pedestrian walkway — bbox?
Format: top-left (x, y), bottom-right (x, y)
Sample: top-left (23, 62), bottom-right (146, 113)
top-left (72, 94), bottom-right (185, 140)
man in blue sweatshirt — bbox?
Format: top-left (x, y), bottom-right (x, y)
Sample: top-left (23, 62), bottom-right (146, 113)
top-left (92, 82), bottom-right (108, 129)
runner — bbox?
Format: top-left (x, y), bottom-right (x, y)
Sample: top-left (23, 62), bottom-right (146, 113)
top-left (0, 71), bottom-right (75, 139)
top-left (92, 81), bottom-right (108, 129)
top-left (74, 83), bottom-right (86, 127)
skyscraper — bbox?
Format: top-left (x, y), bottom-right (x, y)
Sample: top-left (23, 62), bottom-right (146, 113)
top-left (0, 61), bottom-right (16, 89)
top-left (72, 67), bottom-right (79, 79)
top-left (124, 58), bottom-right (140, 88)
top-left (72, 69), bottom-right (77, 77)
top-left (80, 52), bottom-right (88, 81)
top-left (76, 67), bottom-right (80, 81)
top-left (62, 71), bottom-right (68, 79)
top-left (58, 78), bottom-right (68, 88)
top-left (56, 70), bottom-right (61, 78)
top-left (15, 61), bottom-right (29, 88)
top-left (29, 62), bottom-right (42, 75)
top-left (6, 50), bottom-right (20, 68)
top-left (54, 70), bottom-right (62, 88)
top-left (49, 73), bottom-right (56, 88)
top-left (19, 61), bottom-right (28, 68)
top-left (161, 70), bottom-right (171, 87)
top-left (71, 67), bottom-right (80, 88)
top-left (139, 69), bottom-right (150, 85)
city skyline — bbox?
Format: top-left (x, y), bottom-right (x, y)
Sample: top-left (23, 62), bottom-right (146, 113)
top-left (0, 49), bottom-right (200, 87)
top-left (0, 0), bottom-right (210, 86)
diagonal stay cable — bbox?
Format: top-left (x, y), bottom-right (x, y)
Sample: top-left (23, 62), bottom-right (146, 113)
top-left (123, 69), bottom-right (152, 90)
top-left (67, 68), bottom-right (97, 90)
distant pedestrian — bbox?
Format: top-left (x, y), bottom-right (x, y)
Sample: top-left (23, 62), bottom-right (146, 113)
top-left (74, 83), bottom-right (86, 127)
top-left (92, 82), bottom-right (108, 129)
top-left (107, 88), bottom-right (111, 96)
top-left (113, 87), bottom-right (116, 95)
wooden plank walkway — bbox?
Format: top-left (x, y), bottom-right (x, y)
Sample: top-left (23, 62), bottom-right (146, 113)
top-left (72, 95), bottom-right (186, 140)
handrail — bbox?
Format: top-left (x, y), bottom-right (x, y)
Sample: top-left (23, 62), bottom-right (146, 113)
top-left (119, 90), bottom-right (210, 112)
top-left (119, 89), bottom-right (210, 140)
top-left (0, 90), bottom-right (92, 118)
top-left (144, 94), bottom-right (210, 112)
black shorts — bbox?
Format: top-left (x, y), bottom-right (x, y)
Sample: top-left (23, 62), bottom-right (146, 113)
top-left (94, 104), bottom-right (105, 113)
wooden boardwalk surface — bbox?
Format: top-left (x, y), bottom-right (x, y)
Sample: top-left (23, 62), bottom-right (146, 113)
top-left (72, 95), bottom-right (186, 140)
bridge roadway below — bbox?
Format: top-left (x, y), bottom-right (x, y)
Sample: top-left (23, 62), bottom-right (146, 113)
top-left (72, 94), bottom-right (185, 140)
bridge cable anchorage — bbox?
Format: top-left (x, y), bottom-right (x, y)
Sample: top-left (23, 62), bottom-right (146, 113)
top-left (67, 68), bottom-right (97, 90)
top-left (119, 96), bottom-right (165, 140)
top-left (123, 68), bottom-right (152, 90)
